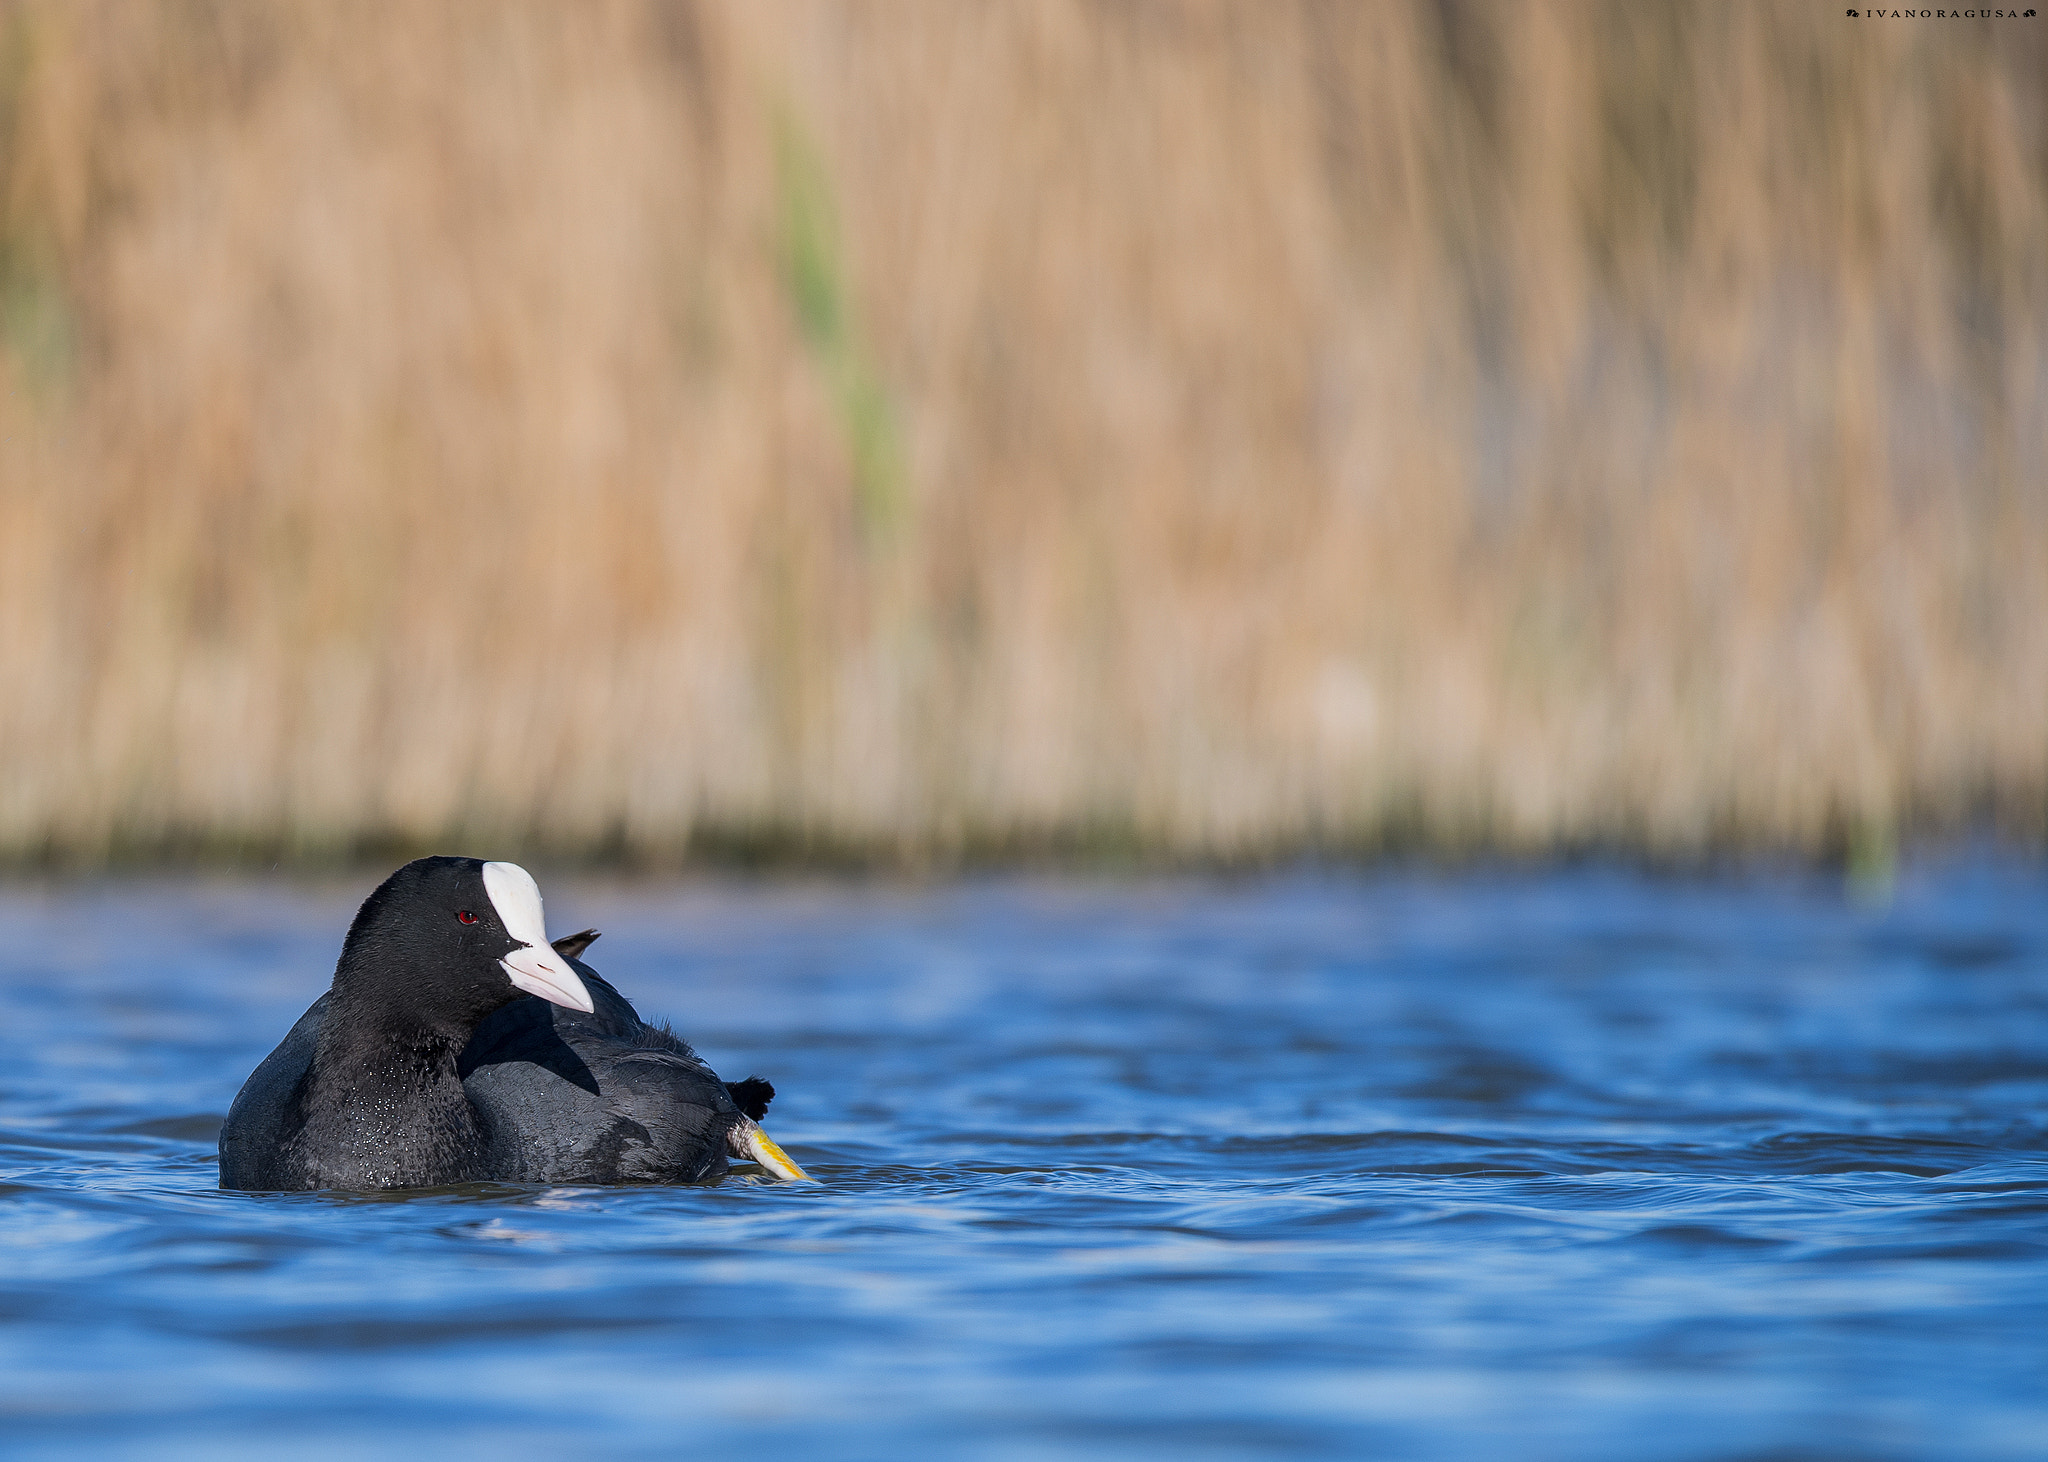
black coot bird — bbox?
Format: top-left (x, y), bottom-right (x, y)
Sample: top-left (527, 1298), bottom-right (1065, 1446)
top-left (218, 856), bottom-right (808, 1190)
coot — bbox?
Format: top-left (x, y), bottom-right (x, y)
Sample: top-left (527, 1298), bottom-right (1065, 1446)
top-left (218, 856), bottom-right (808, 1190)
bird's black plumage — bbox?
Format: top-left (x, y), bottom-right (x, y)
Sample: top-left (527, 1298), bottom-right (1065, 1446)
top-left (218, 857), bottom-right (778, 1191)
top-left (458, 943), bottom-right (771, 1185)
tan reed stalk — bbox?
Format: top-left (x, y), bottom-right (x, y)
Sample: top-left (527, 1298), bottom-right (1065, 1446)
top-left (0, 1), bottom-right (2040, 864)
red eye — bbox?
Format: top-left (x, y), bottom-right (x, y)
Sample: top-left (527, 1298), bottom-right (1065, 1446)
top-left (456, 910), bottom-right (479, 925)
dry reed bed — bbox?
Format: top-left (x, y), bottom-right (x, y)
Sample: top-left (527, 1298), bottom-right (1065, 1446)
top-left (0, 1), bottom-right (2041, 863)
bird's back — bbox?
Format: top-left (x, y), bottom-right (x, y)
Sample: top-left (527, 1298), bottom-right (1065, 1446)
top-left (218, 994), bottom-right (328, 1190)
top-left (459, 961), bottom-right (743, 1184)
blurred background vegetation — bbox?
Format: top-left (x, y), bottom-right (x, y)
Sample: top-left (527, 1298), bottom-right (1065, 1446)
top-left (0, 1), bottom-right (2042, 866)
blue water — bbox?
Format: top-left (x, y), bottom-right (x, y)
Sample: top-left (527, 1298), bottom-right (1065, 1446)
top-left (1, 857), bottom-right (2044, 1460)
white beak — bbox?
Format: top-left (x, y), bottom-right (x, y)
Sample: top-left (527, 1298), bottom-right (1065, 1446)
top-left (482, 860), bottom-right (594, 1013)
top-left (499, 940), bottom-right (595, 1013)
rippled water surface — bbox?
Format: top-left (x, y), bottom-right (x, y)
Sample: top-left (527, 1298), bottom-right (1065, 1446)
top-left (3, 858), bottom-right (2045, 1459)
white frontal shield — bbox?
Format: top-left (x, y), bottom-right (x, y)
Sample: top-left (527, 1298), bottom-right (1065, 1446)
top-left (482, 860), bottom-right (594, 1014)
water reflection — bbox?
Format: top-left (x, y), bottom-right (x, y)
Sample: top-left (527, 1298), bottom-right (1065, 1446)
top-left (0, 857), bottom-right (2043, 1459)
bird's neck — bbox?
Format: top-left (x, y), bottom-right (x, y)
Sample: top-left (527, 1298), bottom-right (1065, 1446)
top-left (294, 986), bottom-right (489, 1189)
